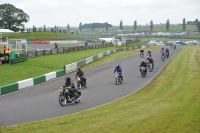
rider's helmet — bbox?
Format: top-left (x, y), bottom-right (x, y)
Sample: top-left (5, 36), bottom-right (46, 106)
top-left (142, 60), bottom-right (145, 63)
top-left (77, 68), bottom-right (81, 72)
top-left (148, 50), bottom-right (150, 52)
top-left (116, 64), bottom-right (119, 68)
top-left (65, 76), bottom-right (70, 82)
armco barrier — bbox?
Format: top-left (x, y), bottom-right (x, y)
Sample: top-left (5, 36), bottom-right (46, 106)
top-left (0, 49), bottom-right (119, 96)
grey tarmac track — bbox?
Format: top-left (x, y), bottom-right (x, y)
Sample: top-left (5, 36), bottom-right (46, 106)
top-left (0, 46), bottom-right (182, 127)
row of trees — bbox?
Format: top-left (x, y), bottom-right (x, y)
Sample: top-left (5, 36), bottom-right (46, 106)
top-left (1, 3), bottom-right (200, 32)
top-left (119, 18), bottom-right (188, 32)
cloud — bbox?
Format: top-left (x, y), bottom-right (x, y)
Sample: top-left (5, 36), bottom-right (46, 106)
top-left (0, 0), bottom-right (199, 27)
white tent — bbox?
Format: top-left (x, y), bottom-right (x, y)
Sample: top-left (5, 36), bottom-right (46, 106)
top-left (0, 29), bottom-right (14, 34)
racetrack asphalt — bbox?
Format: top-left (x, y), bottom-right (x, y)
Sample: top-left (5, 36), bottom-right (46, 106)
top-left (0, 46), bottom-right (182, 127)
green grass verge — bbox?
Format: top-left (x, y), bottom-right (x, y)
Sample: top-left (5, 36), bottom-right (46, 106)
top-left (127, 41), bottom-right (145, 47)
top-left (2, 32), bottom-right (85, 41)
top-left (0, 46), bottom-right (199, 133)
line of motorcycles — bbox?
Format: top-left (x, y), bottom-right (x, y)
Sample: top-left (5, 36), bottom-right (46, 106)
top-left (58, 77), bottom-right (86, 106)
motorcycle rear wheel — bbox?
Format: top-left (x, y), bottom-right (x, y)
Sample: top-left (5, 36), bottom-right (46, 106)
top-left (74, 92), bottom-right (80, 103)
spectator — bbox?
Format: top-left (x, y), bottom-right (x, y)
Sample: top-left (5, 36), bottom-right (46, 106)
top-left (22, 43), bottom-right (26, 53)
top-left (54, 42), bottom-right (58, 49)
top-left (85, 41), bottom-right (88, 46)
top-left (5, 48), bottom-right (10, 55)
top-left (4, 46), bottom-right (7, 54)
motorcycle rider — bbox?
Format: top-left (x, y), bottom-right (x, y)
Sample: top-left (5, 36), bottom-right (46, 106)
top-left (161, 47), bottom-right (165, 58)
top-left (140, 49), bottom-right (144, 56)
top-left (174, 44), bottom-right (176, 49)
top-left (64, 76), bottom-right (75, 98)
top-left (165, 48), bottom-right (169, 56)
top-left (147, 50), bottom-right (151, 56)
top-left (149, 56), bottom-right (154, 70)
top-left (139, 60), bottom-right (147, 74)
top-left (75, 68), bottom-right (87, 85)
top-left (113, 64), bottom-right (123, 81)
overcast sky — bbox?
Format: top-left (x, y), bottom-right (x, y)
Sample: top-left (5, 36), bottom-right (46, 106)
top-left (1, 0), bottom-right (200, 27)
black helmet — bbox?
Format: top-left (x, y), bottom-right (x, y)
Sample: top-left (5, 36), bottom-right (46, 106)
top-left (116, 64), bottom-right (119, 68)
top-left (142, 60), bottom-right (145, 63)
top-left (77, 68), bottom-right (81, 71)
top-left (65, 76), bottom-right (70, 82)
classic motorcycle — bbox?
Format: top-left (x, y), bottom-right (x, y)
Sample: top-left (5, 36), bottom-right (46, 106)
top-left (58, 85), bottom-right (81, 106)
top-left (149, 63), bottom-right (153, 72)
top-left (161, 53), bottom-right (165, 61)
top-left (140, 52), bottom-right (144, 58)
top-left (140, 66), bottom-right (146, 77)
top-left (76, 76), bottom-right (86, 89)
top-left (166, 52), bottom-right (169, 58)
top-left (115, 72), bottom-right (122, 85)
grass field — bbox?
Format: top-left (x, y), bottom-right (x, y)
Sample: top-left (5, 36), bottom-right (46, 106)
top-left (1, 32), bottom-right (85, 41)
top-left (127, 41), bottom-right (145, 47)
top-left (0, 46), bottom-right (199, 133)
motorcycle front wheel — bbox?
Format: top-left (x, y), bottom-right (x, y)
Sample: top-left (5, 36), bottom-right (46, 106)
top-left (115, 77), bottom-right (119, 85)
top-left (58, 94), bottom-right (67, 106)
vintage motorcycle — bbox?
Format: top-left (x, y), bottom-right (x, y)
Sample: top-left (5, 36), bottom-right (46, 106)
top-left (140, 52), bottom-right (144, 58)
top-left (140, 66), bottom-right (146, 77)
top-left (115, 72), bottom-right (122, 85)
top-left (58, 84), bottom-right (81, 106)
top-left (76, 76), bottom-right (86, 89)
top-left (166, 52), bottom-right (169, 58)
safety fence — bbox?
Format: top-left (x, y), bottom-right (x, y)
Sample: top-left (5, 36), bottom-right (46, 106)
top-left (27, 44), bottom-right (111, 58)
top-left (0, 48), bottom-right (119, 96)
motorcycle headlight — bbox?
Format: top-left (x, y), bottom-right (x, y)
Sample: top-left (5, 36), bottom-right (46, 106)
top-left (60, 87), bottom-right (63, 91)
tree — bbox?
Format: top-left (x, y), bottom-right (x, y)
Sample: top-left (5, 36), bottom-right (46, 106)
top-left (166, 19), bottom-right (170, 31)
top-left (0, 3), bottom-right (29, 32)
top-left (150, 20), bottom-right (153, 31)
top-left (134, 20), bottom-right (137, 30)
top-left (106, 22), bottom-right (108, 31)
top-left (79, 22), bottom-right (82, 32)
top-left (120, 20), bottom-right (123, 30)
top-left (44, 25), bottom-right (46, 32)
top-left (67, 24), bottom-right (70, 33)
top-left (92, 22), bottom-right (95, 31)
top-left (33, 25), bottom-right (35, 32)
top-left (183, 18), bottom-right (186, 31)
top-left (196, 22), bottom-right (200, 32)
top-left (54, 25), bottom-right (57, 31)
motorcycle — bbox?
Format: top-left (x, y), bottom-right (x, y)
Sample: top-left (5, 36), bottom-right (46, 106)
top-left (174, 46), bottom-right (176, 50)
top-left (76, 77), bottom-right (86, 90)
top-left (58, 85), bottom-right (81, 106)
top-left (140, 52), bottom-right (144, 58)
top-left (140, 66), bottom-right (146, 77)
top-left (147, 52), bottom-right (151, 57)
top-left (166, 52), bottom-right (169, 58)
top-left (115, 72), bottom-right (122, 85)
top-left (149, 63), bottom-right (153, 72)
top-left (161, 53), bottom-right (165, 61)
